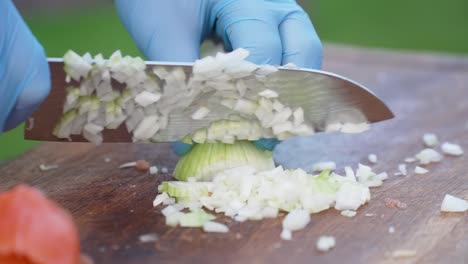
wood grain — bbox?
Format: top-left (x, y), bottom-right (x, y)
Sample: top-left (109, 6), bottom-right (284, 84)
top-left (1, 45), bottom-right (467, 264)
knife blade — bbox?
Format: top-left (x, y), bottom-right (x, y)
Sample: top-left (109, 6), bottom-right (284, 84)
top-left (24, 59), bottom-right (393, 143)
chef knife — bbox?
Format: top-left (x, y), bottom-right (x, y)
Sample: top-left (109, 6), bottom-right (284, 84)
top-left (24, 59), bottom-right (394, 143)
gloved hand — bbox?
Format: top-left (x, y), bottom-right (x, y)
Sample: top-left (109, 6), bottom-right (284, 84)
top-left (0, 1), bottom-right (51, 133)
top-left (116, 0), bottom-right (322, 155)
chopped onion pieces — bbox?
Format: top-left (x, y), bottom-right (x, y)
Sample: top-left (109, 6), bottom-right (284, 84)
top-left (340, 122), bottom-right (369, 134)
top-left (441, 142), bottom-right (464, 156)
top-left (440, 194), bottom-right (468, 212)
top-left (39, 164), bottom-right (59, 171)
top-left (340, 210), bottom-right (357, 217)
top-left (119, 161), bottom-right (137, 169)
top-left (414, 166), bottom-right (429, 174)
top-left (191, 106), bottom-right (210, 120)
top-left (368, 154), bottom-right (378, 164)
top-left (313, 161), bottom-right (336, 172)
top-left (280, 229), bottom-right (292, 240)
top-left (179, 211), bottom-right (216, 227)
top-left (203, 221), bottom-right (229, 233)
top-left (376, 172), bottom-right (388, 181)
top-left (316, 236), bottom-right (336, 252)
top-left (135, 91), bottom-right (161, 107)
top-left (423, 133), bottom-right (439, 147)
top-left (258, 89), bottom-right (279, 98)
top-left (161, 205), bottom-right (180, 217)
top-left (153, 192), bottom-right (169, 207)
top-left (404, 157), bottom-right (417, 163)
top-left (139, 233), bottom-right (159, 243)
top-left (415, 148), bottom-right (442, 164)
top-left (282, 210), bottom-right (310, 231)
top-left (149, 166), bottom-right (158, 175)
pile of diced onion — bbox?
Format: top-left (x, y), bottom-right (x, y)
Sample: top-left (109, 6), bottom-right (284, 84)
top-left (55, 49), bottom-right (316, 144)
top-left (154, 164), bottom-right (386, 240)
top-left (152, 132), bottom-right (466, 241)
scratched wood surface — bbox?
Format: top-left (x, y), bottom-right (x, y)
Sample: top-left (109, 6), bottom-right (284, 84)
top-left (1, 45), bottom-right (467, 264)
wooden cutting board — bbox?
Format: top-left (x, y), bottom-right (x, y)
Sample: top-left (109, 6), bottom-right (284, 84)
top-left (1, 45), bottom-right (467, 264)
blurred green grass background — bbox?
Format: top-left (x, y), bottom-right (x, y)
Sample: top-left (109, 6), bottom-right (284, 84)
top-left (1, 0), bottom-right (467, 160)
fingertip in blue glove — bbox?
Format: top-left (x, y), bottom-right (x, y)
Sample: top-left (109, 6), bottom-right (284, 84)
top-left (116, 0), bottom-right (322, 156)
top-left (0, 0), bottom-right (51, 132)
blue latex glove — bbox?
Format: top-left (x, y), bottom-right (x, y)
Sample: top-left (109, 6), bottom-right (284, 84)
top-left (116, 0), bottom-right (322, 155)
top-left (0, 0), bottom-right (51, 133)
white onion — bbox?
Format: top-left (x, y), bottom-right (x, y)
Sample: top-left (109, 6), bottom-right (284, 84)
top-left (133, 115), bottom-right (160, 141)
top-left (224, 61), bottom-right (258, 78)
top-left (83, 123), bottom-right (104, 144)
top-left (220, 99), bottom-right (236, 109)
top-left (233, 99), bottom-right (258, 115)
top-left (191, 106), bottom-right (210, 120)
top-left (440, 194), bottom-right (468, 212)
top-left (235, 80), bottom-right (247, 96)
top-left (71, 114), bottom-right (87, 135)
top-left (388, 226), bottom-right (395, 234)
top-left (125, 108), bottom-right (145, 133)
top-left (272, 121), bottom-right (293, 135)
top-left (404, 157), bottom-right (417, 163)
top-left (313, 162), bottom-right (336, 172)
top-left (256, 64), bottom-right (278, 76)
top-left (414, 166), bottom-right (428, 175)
top-left (368, 154), bottom-right (378, 164)
top-left (261, 207), bottom-right (279, 218)
top-left (292, 108), bottom-right (304, 127)
top-left (135, 91), bottom-right (161, 107)
top-left (340, 122), bottom-right (369, 134)
top-left (264, 107), bottom-right (291, 127)
top-left (272, 100), bottom-right (284, 112)
top-left (203, 221), bottom-right (229, 233)
top-left (290, 124), bottom-right (314, 136)
top-left (423, 133), bottom-right (439, 147)
top-left (39, 164), bottom-right (58, 171)
top-left (340, 210), bottom-right (356, 217)
top-left (282, 209), bottom-right (310, 231)
top-left (138, 233), bottom-right (159, 243)
top-left (280, 229), bottom-right (292, 240)
top-left (335, 181), bottom-right (370, 210)
top-left (152, 67), bottom-right (169, 79)
top-left (63, 50), bottom-right (92, 81)
top-left (258, 98), bottom-right (273, 112)
top-left (316, 236), bottom-right (336, 251)
top-left (356, 163), bottom-right (382, 187)
top-left (153, 192), bottom-right (169, 207)
top-left (119, 161), bottom-right (137, 169)
top-left (282, 63), bottom-right (299, 69)
top-left (376, 172), bottom-right (388, 181)
top-left (258, 89), bottom-right (278, 98)
top-left (161, 205), bottom-right (179, 216)
top-left (216, 48), bottom-right (249, 65)
top-left (441, 142), bottom-right (464, 156)
top-left (415, 148), bottom-right (443, 164)
top-left (149, 166), bottom-right (158, 175)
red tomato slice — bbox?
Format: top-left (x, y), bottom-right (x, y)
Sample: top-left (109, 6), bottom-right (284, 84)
top-left (0, 184), bottom-right (80, 264)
